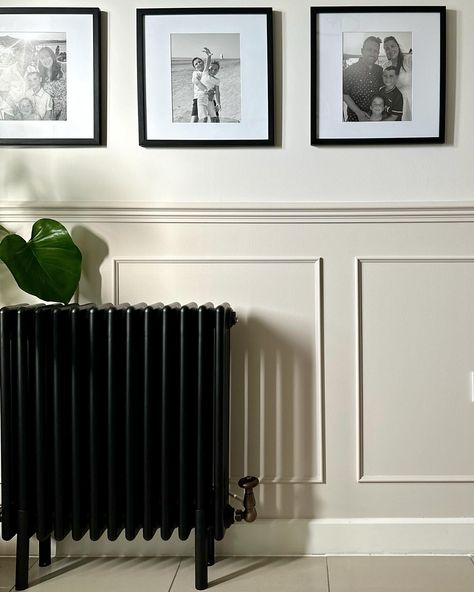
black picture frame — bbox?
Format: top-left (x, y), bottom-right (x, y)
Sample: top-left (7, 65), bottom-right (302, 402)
top-left (137, 7), bottom-right (274, 147)
top-left (0, 7), bottom-right (101, 146)
top-left (311, 6), bottom-right (446, 145)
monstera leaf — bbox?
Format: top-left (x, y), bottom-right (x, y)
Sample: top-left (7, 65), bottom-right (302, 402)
top-left (0, 219), bottom-right (82, 304)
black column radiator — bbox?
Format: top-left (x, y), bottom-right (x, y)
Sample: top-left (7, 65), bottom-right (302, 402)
top-left (0, 303), bottom-right (254, 591)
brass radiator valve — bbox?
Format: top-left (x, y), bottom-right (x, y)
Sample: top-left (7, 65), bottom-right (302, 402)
top-left (232, 476), bottom-right (259, 523)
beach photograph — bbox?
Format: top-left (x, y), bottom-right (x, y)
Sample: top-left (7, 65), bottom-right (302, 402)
top-left (170, 32), bottom-right (241, 123)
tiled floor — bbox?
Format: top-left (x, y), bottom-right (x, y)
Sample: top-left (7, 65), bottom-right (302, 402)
top-left (1, 555), bottom-right (474, 591)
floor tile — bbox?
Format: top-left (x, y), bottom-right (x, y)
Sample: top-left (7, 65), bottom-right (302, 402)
top-left (27, 556), bottom-right (180, 591)
top-left (328, 556), bottom-right (474, 592)
top-left (171, 556), bottom-right (328, 591)
top-left (0, 558), bottom-right (16, 589)
top-left (0, 557), bottom-right (36, 588)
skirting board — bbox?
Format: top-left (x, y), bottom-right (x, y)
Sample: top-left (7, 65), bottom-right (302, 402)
top-left (0, 534), bottom-right (41, 557)
top-left (2, 520), bottom-right (473, 557)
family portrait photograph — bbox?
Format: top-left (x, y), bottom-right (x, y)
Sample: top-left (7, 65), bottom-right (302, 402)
top-left (0, 32), bottom-right (67, 121)
top-left (312, 6), bottom-right (445, 144)
top-left (171, 33), bottom-right (241, 124)
top-left (0, 8), bottom-right (100, 146)
top-left (343, 32), bottom-right (412, 123)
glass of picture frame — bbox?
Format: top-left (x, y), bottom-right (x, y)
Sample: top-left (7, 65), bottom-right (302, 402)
top-left (0, 7), bottom-right (101, 146)
top-left (311, 6), bottom-right (446, 144)
top-left (137, 7), bottom-right (274, 147)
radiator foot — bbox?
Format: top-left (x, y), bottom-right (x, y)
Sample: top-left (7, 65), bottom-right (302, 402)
top-left (207, 530), bottom-right (215, 566)
top-left (15, 510), bottom-right (29, 591)
top-left (39, 537), bottom-right (51, 567)
top-left (195, 510), bottom-right (208, 590)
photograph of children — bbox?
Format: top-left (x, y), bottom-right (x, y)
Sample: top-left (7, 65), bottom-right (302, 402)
top-left (0, 33), bottom-right (67, 121)
top-left (342, 32), bottom-right (412, 122)
top-left (170, 33), bottom-right (241, 124)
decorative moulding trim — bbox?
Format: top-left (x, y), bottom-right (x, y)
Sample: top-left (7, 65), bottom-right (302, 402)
top-left (3, 202), bottom-right (474, 223)
top-left (54, 518), bottom-right (474, 557)
top-left (356, 257), bottom-right (474, 483)
top-left (359, 475), bottom-right (474, 483)
top-left (114, 257), bottom-right (326, 485)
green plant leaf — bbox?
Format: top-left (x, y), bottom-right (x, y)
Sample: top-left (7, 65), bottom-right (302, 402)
top-left (0, 219), bottom-right (82, 304)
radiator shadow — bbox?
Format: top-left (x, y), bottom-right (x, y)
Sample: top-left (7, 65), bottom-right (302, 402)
top-left (28, 557), bottom-right (93, 586)
top-left (209, 557), bottom-right (281, 587)
top-left (209, 557), bottom-right (308, 590)
top-left (230, 314), bottom-right (321, 518)
top-left (28, 556), bottom-right (179, 587)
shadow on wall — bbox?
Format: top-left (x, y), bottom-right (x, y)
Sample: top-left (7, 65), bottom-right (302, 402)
top-left (71, 226), bottom-right (109, 305)
top-left (230, 314), bottom-right (320, 519)
top-left (0, 159), bottom-right (55, 303)
top-left (0, 153), bottom-right (59, 202)
top-left (0, 262), bottom-right (34, 305)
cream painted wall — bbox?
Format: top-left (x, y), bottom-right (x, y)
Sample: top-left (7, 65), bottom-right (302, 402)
top-left (1, 0), bottom-right (473, 204)
top-left (1, 0), bottom-right (474, 558)
top-left (1, 208), bottom-right (474, 558)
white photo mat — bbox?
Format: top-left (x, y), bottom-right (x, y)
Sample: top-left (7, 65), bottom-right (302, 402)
top-left (143, 13), bottom-right (270, 141)
top-left (0, 13), bottom-right (95, 140)
top-left (316, 11), bottom-right (442, 140)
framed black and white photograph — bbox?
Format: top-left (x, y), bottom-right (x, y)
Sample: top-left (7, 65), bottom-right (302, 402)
top-left (137, 8), bottom-right (273, 147)
top-left (311, 6), bottom-right (446, 144)
top-left (0, 8), bottom-right (100, 146)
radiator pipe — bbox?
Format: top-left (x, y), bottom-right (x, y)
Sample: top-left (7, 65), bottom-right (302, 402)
top-left (231, 476), bottom-right (259, 523)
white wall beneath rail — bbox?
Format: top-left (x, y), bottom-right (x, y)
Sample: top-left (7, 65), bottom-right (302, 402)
top-left (0, 0), bottom-right (473, 203)
top-left (2, 211), bottom-right (474, 556)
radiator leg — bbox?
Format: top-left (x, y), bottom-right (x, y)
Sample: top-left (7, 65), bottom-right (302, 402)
top-left (195, 510), bottom-right (208, 590)
top-left (207, 529), bottom-right (215, 566)
top-left (15, 510), bottom-right (29, 591)
top-left (39, 537), bottom-right (51, 567)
